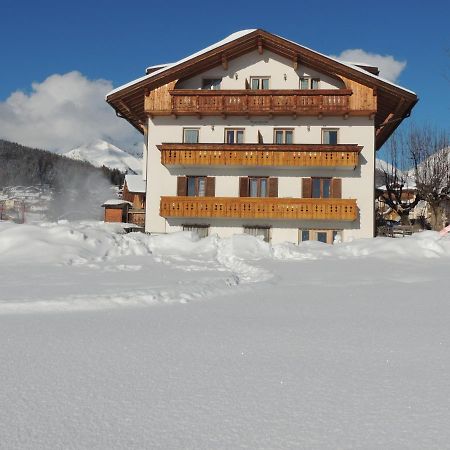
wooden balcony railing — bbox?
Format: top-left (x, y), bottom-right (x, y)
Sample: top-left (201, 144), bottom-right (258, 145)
top-left (146, 89), bottom-right (354, 116)
top-left (128, 209), bottom-right (145, 227)
top-left (160, 197), bottom-right (358, 221)
top-left (158, 144), bottom-right (362, 168)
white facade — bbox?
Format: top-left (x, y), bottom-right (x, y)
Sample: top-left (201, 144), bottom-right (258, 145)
top-left (144, 50), bottom-right (375, 244)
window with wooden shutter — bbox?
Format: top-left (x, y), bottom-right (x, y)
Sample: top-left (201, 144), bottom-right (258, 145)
top-left (331, 178), bottom-right (342, 198)
top-left (268, 177), bottom-right (278, 197)
top-left (302, 178), bottom-right (312, 198)
top-left (177, 176), bottom-right (187, 196)
top-left (311, 178), bottom-right (331, 198)
top-left (239, 177), bottom-right (249, 197)
top-left (186, 176), bottom-right (208, 197)
top-left (205, 177), bottom-right (215, 197)
top-left (249, 177), bottom-right (269, 197)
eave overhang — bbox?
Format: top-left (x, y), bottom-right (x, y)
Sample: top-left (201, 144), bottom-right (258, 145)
top-left (106, 29), bottom-right (418, 149)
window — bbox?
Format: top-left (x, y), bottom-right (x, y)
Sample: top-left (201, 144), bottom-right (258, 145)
top-left (312, 178), bottom-right (331, 198)
top-left (244, 226), bottom-right (270, 242)
top-left (311, 78), bottom-right (320, 89)
top-left (202, 78), bottom-right (221, 90)
top-left (299, 77), bottom-right (320, 89)
top-left (322, 129), bottom-right (338, 145)
top-left (249, 177), bottom-right (268, 197)
top-left (183, 225), bottom-right (209, 238)
top-left (187, 176), bottom-right (206, 197)
top-left (299, 229), bottom-right (341, 244)
top-left (250, 77), bottom-right (270, 90)
top-left (225, 128), bottom-right (244, 144)
top-left (183, 128), bottom-right (199, 143)
top-left (300, 78), bottom-right (309, 89)
top-left (240, 177), bottom-right (277, 197)
top-left (274, 129), bottom-right (294, 144)
top-left (317, 232), bottom-right (327, 243)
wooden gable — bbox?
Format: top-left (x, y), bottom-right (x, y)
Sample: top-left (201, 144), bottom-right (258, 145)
top-left (107, 29), bottom-right (417, 149)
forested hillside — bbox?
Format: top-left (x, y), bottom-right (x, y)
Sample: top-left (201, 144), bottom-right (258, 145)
top-left (0, 139), bottom-right (124, 187)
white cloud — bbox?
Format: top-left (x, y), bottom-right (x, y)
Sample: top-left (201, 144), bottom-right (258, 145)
top-left (0, 71), bottom-right (141, 152)
top-left (330, 49), bottom-right (407, 82)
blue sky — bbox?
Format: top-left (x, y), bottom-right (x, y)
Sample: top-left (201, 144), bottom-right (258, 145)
top-left (0, 0), bottom-right (449, 153)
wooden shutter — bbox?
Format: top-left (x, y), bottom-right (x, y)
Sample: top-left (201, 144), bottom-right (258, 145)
top-left (268, 177), bottom-right (278, 197)
top-left (205, 177), bottom-right (215, 197)
top-left (245, 79), bottom-right (250, 90)
top-left (177, 176), bottom-right (187, 196)
top-left (331, 178), bottom-right (342, 198)
top-left (239, 177), bottom-right (249, 197)
top-left (302, 178), bottom-right (312, 198)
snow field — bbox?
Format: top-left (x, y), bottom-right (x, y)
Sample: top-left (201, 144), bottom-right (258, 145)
top-left (2, 220), bottom-right (450, 448)
top-left (1, 220), bottom-right (449, 314)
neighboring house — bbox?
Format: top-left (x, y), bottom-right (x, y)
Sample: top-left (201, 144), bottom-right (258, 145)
top-left (102, 175), bottom-right (146, 228)
top-left (106, 29), bottom-right (417, 243)
top-left (122, 174), bottom-right (146, 227)
top-left (102, 199), bottom-right (133, 223)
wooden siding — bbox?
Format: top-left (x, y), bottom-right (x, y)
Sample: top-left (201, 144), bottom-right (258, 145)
top-left (128, 210), bottom-right (145, 227)
top-left (340, 76), bottom-right (377, 113)
top-left (160, 197), bottom-right (357, 221)
top-left (159, 144), bottom-right (362, 168)
top-left (145, 88), bottom-right (364, 116)
top-left (104, 208), bottom-right (125, 223)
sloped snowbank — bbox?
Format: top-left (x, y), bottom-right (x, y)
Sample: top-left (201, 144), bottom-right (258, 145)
top-left (1, 221), bottom-right (450, 268)
top-left (273, 231), bottom-right (450, 261)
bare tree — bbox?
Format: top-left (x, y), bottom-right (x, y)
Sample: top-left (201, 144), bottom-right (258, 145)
top-left (378, 129), bottom-right (421, 225)
top-left (409, 125), bottom-right (450, 230)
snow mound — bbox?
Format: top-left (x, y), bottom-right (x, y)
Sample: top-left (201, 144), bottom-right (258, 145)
top-left (1, 221), bottom-right (450, 314)
top-left (273, 231), bottom-right (450, 261)
top-left (64, 139), bottom-right (142, 173)
top-left (1, 221), bottom-right (450, 268)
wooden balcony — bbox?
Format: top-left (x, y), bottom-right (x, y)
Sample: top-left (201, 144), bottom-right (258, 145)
top-left (146, 89), bottom-right (358, 117)
top-left (158, 144), bottom-right (362, 169)
top-left (128, 209), bottom-right (145, 227)
top-left (160, 197), bottom-right (358, 221)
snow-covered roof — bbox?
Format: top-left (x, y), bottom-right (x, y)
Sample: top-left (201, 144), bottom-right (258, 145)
top-left (107, 30), bottom-right (257, 97)
top-left (102, 199), bottom-right (133, 207)
top-left (273, 33), bottom-right (416, 96)
top-left (145, 63), bottom-right (173, 73)
top-left (106, 29), bottom-right (415, 98)
top-left (125, 174), bottom-right (146, 193)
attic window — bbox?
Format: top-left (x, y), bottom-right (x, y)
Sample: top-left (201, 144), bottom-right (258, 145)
top-left (250, 77), bottom-right (270, 90)
top-left (300, 77), bottom-right (320, 89)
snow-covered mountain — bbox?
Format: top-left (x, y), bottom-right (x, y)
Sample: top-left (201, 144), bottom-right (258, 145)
top-left (64, 139), bottom-right (142, 174)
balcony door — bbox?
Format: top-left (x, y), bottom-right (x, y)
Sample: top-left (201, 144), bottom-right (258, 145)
top-left (302, 178), bottom-right (342, 199)
top-left (177, 176), bottom-right (215, 197)
top-left (239, 177), bottom-right (278, 197)
top-left (225, 129), bottom-right (244, 144)
top-left (250, 77), bottom-right (270, 90)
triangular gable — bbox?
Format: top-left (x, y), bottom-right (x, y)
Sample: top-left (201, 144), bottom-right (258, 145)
top-left (106, 29), bottom-right (417, 149)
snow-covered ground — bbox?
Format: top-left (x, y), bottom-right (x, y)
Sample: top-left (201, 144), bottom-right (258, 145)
top-left (1, 221), bottom-right (450, 449)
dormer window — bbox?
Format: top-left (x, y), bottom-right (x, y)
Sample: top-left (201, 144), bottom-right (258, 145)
top-left (250, 77), bottom-right (270, 90)
top-left (300, 77), bottom-right (320, 89)
top-left (202, 78), bottom-right (222, 90)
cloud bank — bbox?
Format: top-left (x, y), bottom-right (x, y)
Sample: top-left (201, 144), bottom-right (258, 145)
top-left (330, 49), bottom-right (407, 82)
top-left (0, 71), bottom-right (140, 152)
